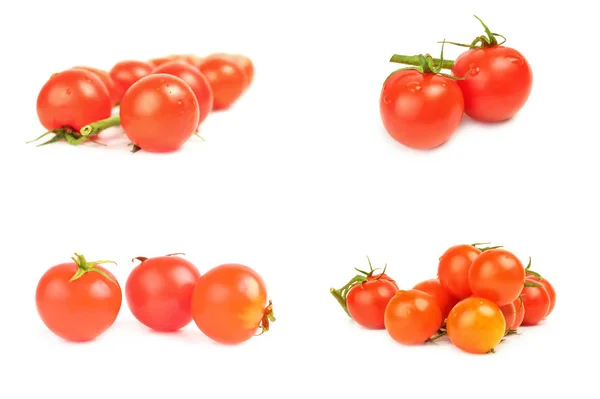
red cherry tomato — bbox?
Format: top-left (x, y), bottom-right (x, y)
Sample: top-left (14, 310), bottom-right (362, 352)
top-left (197, 55), bottom-right (247, 110)
top-left (384, 289), bottom-right (443, 345)
top-left (438, 244), bottom-right (482, 299)
top-left (446, 297), bottom-right (505, 354)
top-left (527, 275), bottom-right (556, 317)
top-left (380, 69), bottom-right (464, 149)
top-left (511, 297), bottom-right (525, 329)
top-left (191, 264), bottom-right (274, 345)
top-left (109, 60), bottom-right (154, 101)
top-left (520, 279), bottom-right (551, 326)
top-left (35, 253), bottom-right (122, 342)
top-left (152, 60), bottom-right (214, 127)
top-left (468, 249), bottom-right (526, 306)
top-left (125, 255), bottom-right (201, 332)
top-left (499, 301), bottom-right (516, 331)
top-left (73, 66), bottom-right (120, 107)
top-left (36, 69), bottom-right (112, 132)
top-left (207, 53), bottom-right (254, 88)
top-left (119, 74), bottom-right (200, 152)
top-left (346, 279), bottom-right (398, 329)
top-left (413, 278), bottom-right (459, 319)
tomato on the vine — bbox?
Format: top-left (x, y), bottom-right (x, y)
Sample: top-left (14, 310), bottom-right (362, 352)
top-left (446, 297), bottom-right (505, 354)
top-left (437, 244), bottom-right (483, 299)
top-left (413, 278), bottom-right (459, 319)
top-left (468, 249), bottom-right (526, 306)
top-left (520, 278), bottom-right (551, 326)
top-left (384, 289), bottom-right (443, 345)
top-left (197, 55), bottom-right (247, 110)
top-left (35, 253), bottom-right (122, 342)
top-left (191, 264), bottom-right (274, 344)
top-left (109, 60), bottom-right (154, 101)
top-left (125, 254), bottom-right (201, 332)
top-left (346, 278), bottom-right (398, 329)
top-left (73, 66), bottom-right (120, 107)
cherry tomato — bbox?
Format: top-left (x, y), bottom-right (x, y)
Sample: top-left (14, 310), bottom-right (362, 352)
top-left (413, 278), bottom-right (459, 319)
top-left (511, 297), bottom-right (525, 329)
top-left (380, 69), bottom-right (464, 150)
top-left (520, 279), bottom-right (550, 326)
top-left (125, 255), bottom-right (201, 332)
top-left (527, 275), bottom-right (556, 317)
top-left (384, 289), bottom-right (443, 345)
top-left (197, 55), bottom-right (247, 110)
top-left (152, 60), bottom-right (214, 127)
top-left (191, 264), bottom-right (274, 345)
top-left (499, 301), bottom-right (516, 331)
top-left (35, 253), bottom-right (122, 342)
top-left (438, 244), bottom-right (482, 299)
top-left (468, 249), bottom-right (525, 306)
top-left (207, 53), bottom-right (254, 88)
top-left (109, 60), bottom-right (154, 101)
top-left (346, 279), bottom-right (398, 329)
top-left (73, 66), bottom-right (120, 107)
top-left (446, 297), bottom-right (505, 354)
top-left (119, 74), bottom-right (200, 152)
top-left (37, 69), bottom-right (112, 132)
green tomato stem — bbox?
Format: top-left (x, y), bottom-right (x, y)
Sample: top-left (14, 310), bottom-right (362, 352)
top-left (390, 54), bottom-right (455, 70)
top-left (80, 115), bottom-right (121, 137)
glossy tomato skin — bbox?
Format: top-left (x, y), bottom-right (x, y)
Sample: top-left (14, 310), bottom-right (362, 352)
top-left (125, 256), bottom-right (201, 332)
top-left (36, 263), bottom-right (122, 342)
top-left (452, 46), bottom-right (533, 122)
top-left (468, 249), bottom-right (525, 306)
top-left (380, 70), bottom-right (464, 149)
top-left (73, 66), bottom-right (120, 107)
top-left (37, 69), bottom-right (112, 132)
top-left (191, 264), bottom-right (268, 344)
top-left (152, 61), bottom-right (214, 126)
top-left (499, 301), bottom-right (516, 331)
top-left (446, 297), bottom-right (505, 354)
top-left (520, 279), bottom-right (550, 326)
top-left (109, 60), bottom-right (154, 101)
top-left (197, 56), bottom-right (247, 110)
top-left (346, 279), bottom-right (398, 329)
top-left (384, 289), bottom-right (443, 345)
top-left (527, 275), bottom-right (556, 317)
top-left (119, 74), bottom-right (200, 152)
top-left (413, 278), bottom-right (459, 319)
top-left (512, 297), bottom-right (525, 329)
top-left (438, 244), bottom-right (482, 299)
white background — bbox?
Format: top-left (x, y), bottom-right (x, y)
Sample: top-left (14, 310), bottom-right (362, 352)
top-left (0, 0), bottom-right (598, 397)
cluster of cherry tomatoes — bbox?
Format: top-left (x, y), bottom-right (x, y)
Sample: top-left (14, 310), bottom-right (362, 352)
top-left (35, 253), bottom-right (274, 344)
top-left (31, 53), bottom-right (253, 152)
top-left (380, 15), bottom-right (533, 150)
top-left (331, 243), bottom-right (556, 354)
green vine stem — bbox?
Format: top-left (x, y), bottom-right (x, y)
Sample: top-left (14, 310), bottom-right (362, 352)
top-left (256, 300), bottom-right (276, 336)
top-left (69, 253), bottom-right (118, 284)
top-left (80, 115), bottom-right (121, 137)
top-left (390, 54), bottom-right (454, 70)
top-left (26, 127), bottom-right (104, 147)
top-left (471, 242), bottom-right (503, 252)
top-left (330, 275), bottom-right (367, 317)
top-left (387, 40), bottom-right (462, 81)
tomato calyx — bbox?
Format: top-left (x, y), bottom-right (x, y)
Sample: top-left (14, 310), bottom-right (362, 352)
top-left (523, 257), bottom-right (543, 285)
top-left (471, 241), bottom-right (503, 252)
top-left (442, 15), bottom-right (507, 50)
top-left (69, 253), bottom-right (117, 284)
top-left (256, 300), bottom-right (276, 336)
top-left (27, 127), bottom-right (105, 147)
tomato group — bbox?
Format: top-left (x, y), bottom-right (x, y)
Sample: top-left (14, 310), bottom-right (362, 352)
top-left (191, 263), bottom-right (274, 345)
top-left (346, 279), bottom-right (398, 329)
top-left (119, 73), bottom-right (200, 152)
top-left (437, 244), bottom-right (481, 299)
top-left (384, 290), bottom-right (443, 345)
top-left (468, 249), bottom-right (526, 306)
top-left (35, 254), bottom-right (122, 342)
top-left (109, 60), bottom-right (154, 101)
top-left (125, 255), bottom-right (201, 332)
top-left (413, 278), bottom-right (459, 319)
top-left (198, 55), bottom-right (247, 110)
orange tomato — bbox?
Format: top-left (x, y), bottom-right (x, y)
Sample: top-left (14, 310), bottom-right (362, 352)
top-left (384, 290), bottom-right (442, 345)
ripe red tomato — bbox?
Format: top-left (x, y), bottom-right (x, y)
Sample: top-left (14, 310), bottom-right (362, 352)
top-left (499, 301), bottom-right (516, 331)
top-left (511, 297), bottom-right (525, 329)
top-left (73, 66), bottom-right (120, 107)
top-left (520, 279), bottom-right (551, 326)
top-left (468, 249), bottom-right (526, 306)
top-left (207, 53), bottom-right (254, 88)
top-left (152, 60), bottom-right (214, 127)
top-left (109, 60), bottom-right (154, 101)
top-left (380, 69), bottom-right (464, 149)
top-left (191, 263), bottom-right (274, 344)
top-left (438, 244), bottom-right (482, 299)
top-left (197, 55), bottom-right (247, 110)
top-left (36, 69), bottom-right (112, 132)
top-left (446, 297), bottom-right (505, 354)
top-left (125, 255), bottom-right (201, 332)
top-left (346, 279), bottom-right (398, 329)
top-left (526, 275), bottom-right (556, 317)
top-left (35, 253), bottom-right (122, 342)
top-left (385, 290), bottom-right (443, 345)
top-left (119, 74), bottom-right (200, 152)
top-left (413, 278), bottom-right (459, 319)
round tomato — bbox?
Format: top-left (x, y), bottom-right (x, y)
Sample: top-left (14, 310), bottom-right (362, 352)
top-left (380, 70), bottom-right (464, 150)
top-left (197, 55), bottom-right (247, 110)
top-left (499, 301), bottom-right (516, 331)
top-left (346, 279), bottom-right (398, 329)
top-left (438, 244), bottom-right (482, 299)
top-left (520, 279), bottom-right (551, 326)
top-left (446, 297), bottom-right (505, 354)
top-left (511, 297), bottom-right (525, 329)
top-left (73, 66), bottom-right (120, 107)
top-left (35, 253), bottom-right (122, 342)
top-left (468, 249), bottom-right (525, 306)
top-left (526, 275), bottom-right (556, 317)
top-left (152, 60), bottom-right (214, 127)
top-left (109, 60), bottom-right (154, 101)
top-left (384, 289), bottom-right (443, 345)
top-left (413, 278), bottom-right (459, 319)
top-left (125, 255), bottom-right (201, 332)
top-left (36, 69), bottom-right (112, 132)
top-left (207, 53), bottom-right (254, 88)
top-left (119, 74), bottom-right (200, 152)
top-left (191, 263), bottom-right (274, 344)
